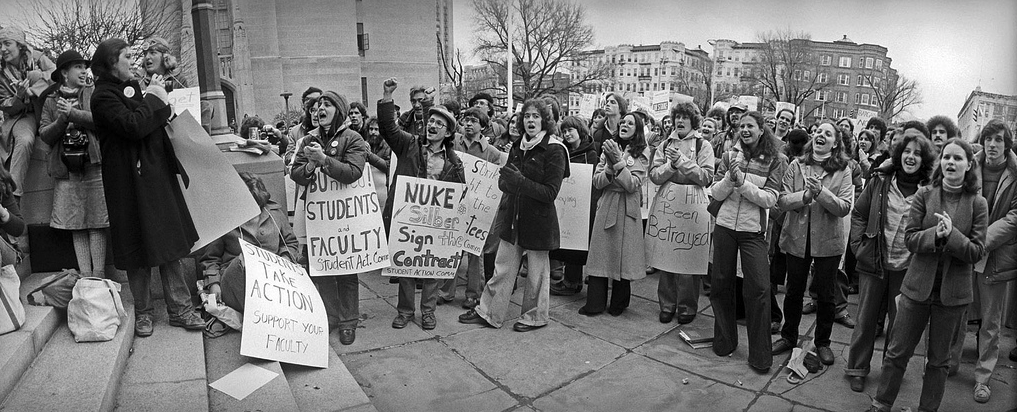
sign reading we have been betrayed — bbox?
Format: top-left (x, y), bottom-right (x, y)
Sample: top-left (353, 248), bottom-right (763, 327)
top-left (239, 239), bottom-right (328, 368)
top-left (454, 152), bottom-right (503, 256)
top-left (644, 183), bottom-right (711, 275)
top-left (305, 168), bottom-right (389, 276)
top-left (384, 176), bottom-right (467, 279)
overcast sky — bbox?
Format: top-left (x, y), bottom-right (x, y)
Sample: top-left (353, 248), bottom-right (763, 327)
top-left (452, 0), bottom-right (1017, 120)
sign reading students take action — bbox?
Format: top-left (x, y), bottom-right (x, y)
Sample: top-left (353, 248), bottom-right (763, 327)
top-left (305, 168), bottom-right (389, 276)
top-left (555, 163), bottom-right (593, 251)
top-left (383, 176), bottom-right (466, 279)
top-left (644, 183), bottom-right (712, 274)
top-left (239, 239), bottom-right (328, 368)
top-left (454, 152), bottom-right (503, 256)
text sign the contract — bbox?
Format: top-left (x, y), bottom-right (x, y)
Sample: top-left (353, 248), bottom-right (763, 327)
top-left (644, 183), bottom-right (712, 274)
top-left (239, 239), bottom-right (329, 368)
top-left (555, 163), bottom-right (593, 251)
top-left (454, 152), bottom-right (503, 256)
top-left (383, 176), bottom-right (467, 279)
top-left (305, 168), bottom-right (390, 276)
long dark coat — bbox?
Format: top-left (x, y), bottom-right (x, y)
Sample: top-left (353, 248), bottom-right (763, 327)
top-left (494, 133), bottom-right (570, 251)
top-left (90, 76), bottom-right (198, 269)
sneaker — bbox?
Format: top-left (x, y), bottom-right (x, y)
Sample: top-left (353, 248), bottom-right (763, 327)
top-left (421, 312), bottom-right (436, 330)
top-left (973, 382), bottom-right (991, 403)
top-left (135, 314), bottom-right (154, 337)
top-left (169, 312), bottom-right (205, 330)
top-left (392, 313), bottom-right (413, 329)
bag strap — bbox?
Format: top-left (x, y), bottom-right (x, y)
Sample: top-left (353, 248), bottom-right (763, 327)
top-left (101, 279), bottom-right (126, 318)
top-left (0, 283), bottom-right (21, 331)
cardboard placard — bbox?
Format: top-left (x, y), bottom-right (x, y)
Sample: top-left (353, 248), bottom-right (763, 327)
top-left (578, 94), bottom-right (600, 119)
top-left (738, 95), bottom-right (759, 112)
top-left (640, 180), bottom-right (660, 220)
top-left (644, 183), bottom-right (712, 274)
top-left (454, 152), bottom-right (503, 256)
top-left (555, 163), bottom-right (593, 251)
top-left (239, 239), bottom-right (329, 368)
top-left (383, 176), bottom-right (466, 279)
top-left (304, 168), bottom-right (389, 276)
top-left (650, 90), bottom-right (671, 121)
top-left (168, 87), bottom-right (201, 118)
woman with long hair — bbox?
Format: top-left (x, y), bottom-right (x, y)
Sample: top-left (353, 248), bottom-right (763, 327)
top-left (856, 129), bottom-right (880, 179)
top-left (771, 121), bottom-right (854, 367)
top-left (867, 138), bottom-right (986, 412)
top-left (845, 131), bottom-right (935, 392)
top-left (549, 116), bottom-right (599, 296)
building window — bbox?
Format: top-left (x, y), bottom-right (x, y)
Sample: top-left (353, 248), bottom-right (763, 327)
top-left (865, 57), bottom-right (874, 69)
top-left (818, 72), bottom-right (828, 83)
top-left (821, 55), bottom-right (831, 66)
top-left (836, 91), bottom-right (847, 103)
top-left (361, 77), bottom-right (368, 105)
top-left (855, 93), bottom-right (860, 104)
top-left (838, 74), bottom-right (849, 85)
top-left (357, 23), bottom-right (369, 55)
top-left (875, 59), bottom-right (883, 70)
top-left (733, 68), bottom-right (740, 77)
top-left (803, 70), bottom-right (811, 79)
top-left (839, 56), bottom-right (851, 67)
top-left (793, 70), bottom-right (802, 80)
top-left (816, 90), bottom-right (827, 101)
top-left (861, 94), bottom-right (870, 105)
top-left (857, 75), bottom-right (863, 86)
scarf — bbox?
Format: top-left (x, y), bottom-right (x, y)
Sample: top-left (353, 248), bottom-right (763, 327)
top-left (520, 130), bottom-right (545, 151)
top-left (895, 169), bottom-right (923, 198)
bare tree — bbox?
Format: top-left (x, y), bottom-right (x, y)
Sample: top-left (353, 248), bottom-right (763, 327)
top-left (860, 69), bottom-right (922, 121)
top-left (750, 29), bottom-right (830, 115)
top-left (472, 0), bottom-right (614, 101)
top-left (16, 0), bottom-right (176, 56)
top-left (437, 32), bottom-right (468, 106)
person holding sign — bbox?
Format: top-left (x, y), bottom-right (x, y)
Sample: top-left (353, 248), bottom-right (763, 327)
top-left (139, 37), bottom-right (187, 91)
top-left (459, 99), bottom-right (569, 332)
top-left (377, 78), bottom-right (465, 331)
top-left (290, 90), bottom-right (369, 344)
top-left (771, 121), bottom-right (854, 368)
top-left (580, 112), bottom-right (648, 317)
top-left (710, 111), bottom-right (788, 373)
top-left (548, 116), bottom-right (599, 297)
top-left (649, 102), bottom-right (715, 325)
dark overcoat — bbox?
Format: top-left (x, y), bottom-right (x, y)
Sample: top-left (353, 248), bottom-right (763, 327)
top-left (494, 133), bottom-right (569, 251)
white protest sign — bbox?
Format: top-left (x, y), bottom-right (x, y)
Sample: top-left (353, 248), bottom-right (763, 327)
top-left (644, 183), bottom-right (712, 274)
top-left (239, 239), bottom-right (329, 368)
top-left (640, 180), bottom-right (660, 219)
top-left (578, 94), bottom-right (600, 119)
top-left (629, 96), bottom-right (652, 115)
top-left (454, 152), bottom-right (503, 256)
top-left (555, 163), bottom-right (593, 251)
top-left (304, 167), bottom-right (389, 276)
top-left (383, 176), bottom-right (466, 279)
top-left (650, 91), bottom-right (671, 121)
top-left (168, 87), bottom-right (201, 118)
top-left (738, 95), bottom-right (759, 112)
top-left (856, 108), bottom-right (878, 124)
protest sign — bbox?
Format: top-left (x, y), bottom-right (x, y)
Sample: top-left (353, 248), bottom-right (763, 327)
top-left (775, 101), bottom-right (797, 119)
top-left (383, 176), bottom-right (467, 279)
top-left (856, 108), bottom-right (878, 124)
top-left (555, 163), bottom-right (593, 251)
top-left (239, 239), bottom-right (329, 368)
top-left (738, 95), bottom-right (759, 112)
top-left (650, 91), bottom-right (671, 120)
top-left (578, 94), bottom-right (600, 119)
top-left (644, 183), bottom-right (711, 274)
top-left (168, 87), bottom-right (201, 118)
top-left (165, 111), bottom-right (261, 252)
top-left (305, 168), bottom-right (389, 276)
top-left (629, 96), bottom-right (652, 115)
top-left (641, 180), bottom-right (660, 219)
top-left (454, 152), bottom-right (503, 256)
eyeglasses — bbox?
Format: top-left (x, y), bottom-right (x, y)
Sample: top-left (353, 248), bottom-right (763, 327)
top-left (426, 118), bottom-right (447, 128)
top-left (461, 117), bottom-right (479, 124)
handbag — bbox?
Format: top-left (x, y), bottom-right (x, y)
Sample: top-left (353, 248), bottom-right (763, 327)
top-left (1, 264), bottom-right (25, 335)
top-left (27, 269), bottom-right (80, 308)
top-left (67, 277), bottom-right (126, 342)
top-left (0, 235), bottom-right (23, 267)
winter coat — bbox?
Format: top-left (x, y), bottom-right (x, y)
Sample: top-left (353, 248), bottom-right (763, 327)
top-left (200, 199), bottom-right (299, 278)
top-left (90, 76), bottom-right (198, 269)
top-left (902, 185), bottom-right (987, 306)
top-left (39, 85), bottom-right (102, 178)
top-left (365, 133), bottom-right (392, 174)
top-left (455, 133), bottom-right (504, 165)
top-left (585, 149), bottom-right (647, 280)
top-left (712, 149), bottom-right (788, 234)
top-left (494, 132), bottom-right (570, 251)
top-left (0, 50), bottom-right (55, 123)
top-left (977, 151), bottom-right (1017, 284)
top-left (850, 172), bottom-right (917, 279)
top-left (290, 125), bottom-right (369, 188)
top-left (649, 130), bottom-right (715, 187)
top-left (377, 99), bottom-right (465, 230)
top-left (777, 158), bottom-right (854, 258)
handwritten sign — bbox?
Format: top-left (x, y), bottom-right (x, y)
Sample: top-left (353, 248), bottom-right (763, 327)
top-left (168, 87), bottom-right (201, 118)
top-left (454, 152), bottom-right (503, 256)
top-left (555, 163), bottom-right (593, 251)
top-left (239, 239), bottom-right (328, 368)
top-left (650, 90), bottom-right (671, 121)
top-left (738, 95), bottom-right (759, 112)
top-left (383, 176), bottom-right (466, 279)
top-left (578, 94), bottom-right (600, 119)
top-left (629, 96), bottom-right (652, 116)
top-left (641, 180), bottom-right (660, 219)
top-left (644, 183), bottom-right (711, 274)
top-left (305, 168), bottom-right (389, 276)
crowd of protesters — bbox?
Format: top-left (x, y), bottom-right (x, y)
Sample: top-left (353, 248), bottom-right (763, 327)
top-left (1, 25), bottom-right (1015, 411)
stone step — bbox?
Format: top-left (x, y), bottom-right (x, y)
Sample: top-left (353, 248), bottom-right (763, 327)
top-left (0, 272), bottom-right (63, 405)
top-left (113, 300), bottom-right (208, 412)
top-left (204, 331), bottom-right (300, 412)
top-left (281, 347), bottom-right (376, 412)
top-left (1, 281), bottom-right (135, 412)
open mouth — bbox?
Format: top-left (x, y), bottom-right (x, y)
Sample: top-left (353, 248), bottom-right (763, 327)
top-left (904, 158), bottom-right (917, 166)
top-left (815, 137), bottom-right (827, 146)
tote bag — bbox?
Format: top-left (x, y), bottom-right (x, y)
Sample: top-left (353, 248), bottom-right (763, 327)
top-left (67, 277), bottom-right (126, 342)
top-left (0, 264), bottom-right (25, 335)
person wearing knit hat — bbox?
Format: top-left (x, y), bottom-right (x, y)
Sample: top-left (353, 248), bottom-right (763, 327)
top-left (141, 36), bottom-right (186, 91)
top-left (0, 24), bottom-right (56, 198)
top-left (377, 77), bottom-right (466, 331)
top-left (289, 89), bottom-right (369, 345)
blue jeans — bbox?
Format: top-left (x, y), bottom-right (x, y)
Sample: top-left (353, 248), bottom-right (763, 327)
top-left (710, 225), bottom-right (772, 371)
top-left (845, 269), bottom-right (904, 377)
top-left (874, 295), bottom-right (965, 412)
top-left (313, 275), bottom-right (360, 329)
top-left (439, 253), bottom-right (486, 301)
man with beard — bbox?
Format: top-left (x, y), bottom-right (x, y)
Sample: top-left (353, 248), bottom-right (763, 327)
top-left (398, 85), bottom-right (435, 139)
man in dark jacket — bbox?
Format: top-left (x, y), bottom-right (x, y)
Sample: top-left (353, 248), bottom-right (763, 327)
top-left (397, 85), bottom-right (434, 139)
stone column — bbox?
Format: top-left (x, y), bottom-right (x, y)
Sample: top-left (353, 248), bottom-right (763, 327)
top-left (191, 0), bottom-right (230, 135)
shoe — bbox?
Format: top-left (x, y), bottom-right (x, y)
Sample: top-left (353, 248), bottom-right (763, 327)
top-left (770, 321), bottom-right (781, 334)
top-left (391, 313), bottom-right (413, 329)
top-left (512, 322), bottom-right (546, 332)
top-left (339, 328), bottom-right (356, 345)
top-left (802, 301), bottom-right (817, 314)
top-left (436, 296), bottom-right (453, 305)
top-left (947, 363), bottom-right (959, 377)
top-left (135, 314), bottom-right (154, 337)
top-left (864, 405), bottom-right (888, 412)
top-left (817, 346), bottom-right (835, 365)
top-left (771, 338), bottom-right (795, 355)
top-left (849, 376), bottom-right (865, 392)
top-left (550, 283), bottom-right (581, 296)
top-left (973, 382), bottom-right (991, 403)
top-left (659, 311), bottom-right (675, 323)
top-left (462, 298), bottom-right (479, 310)
top-left (834, 311), bottom-right (856, 328)
top-left (749, 364), bottom-right (770, 374)
top-left (169, 312), bottom-right (205, 330)
top-left (1010, 347), bottom-right (1017, 362)
top-left (458, 309), bottom-right (489, 326)
top-left (578, 307), bottom-right (601, 317)
top-left (676, 313), bottom-right (696, 324)
top-left (421, 313), bottom-right (436, 330)
top-left (608, 307), bottom-right (625, 317)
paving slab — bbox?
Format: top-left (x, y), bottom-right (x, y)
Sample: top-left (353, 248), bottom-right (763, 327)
top-left (629, 271), bottom-right (660, 302)
top-left (381, 292), bottom-right (523, 337)
top-left (633, 314), bottom-right (780, 391)
top-left (330, 297), bottom-right (432, 355)
top-left (343, 340), bottom-right (516, 412)
top-left (203, 331), bottom-right (299, 412)
top-left (443, 321), bottom-right (626, 398)
top-left (769, 342), bottom-right (870, 411)
top-left (550, 295), bottom-right (678, 349)
top-left (533, 353), bottom-right (758, 411)
top-left (282, 346), bottom-right (372, 412)
top-left (508, 282), bottom-right (588, 309)
top-left (745, 394), bottom-right (796, 412)
top-left (359, 270), bottom-right (399, 298)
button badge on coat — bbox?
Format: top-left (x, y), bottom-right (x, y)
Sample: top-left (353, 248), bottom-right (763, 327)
top-left (123, 87), bottom-right (135, 98)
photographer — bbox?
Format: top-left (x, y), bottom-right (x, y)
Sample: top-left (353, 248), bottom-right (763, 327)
top-left (239, 116), bottom-right (286, 155)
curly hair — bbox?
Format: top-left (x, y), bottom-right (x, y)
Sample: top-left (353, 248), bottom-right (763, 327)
top-left (515, 99), bottom-right (556, 137)
top-left (891, 132), bottom-right (935, 184)
top-left (899, 120), bottom-right (930, 139)
top-left (926, 115), bottom-right (959, 139)
top-left (669, 101), bottom-right (702, 131)
top-left (931, 138), bottom-right (979, 193)
top-left (865, 117), bottom-right (887, 141)
top-left (802, 120), bottom-right (850, 173)
top-left (738, 111), bottom-right (781, 161)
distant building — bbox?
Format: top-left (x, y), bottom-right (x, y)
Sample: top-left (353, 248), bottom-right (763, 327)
top-left (957, 87), bottom-right (1017, 140)
top-left (462, 63), bottom-right (506, 110)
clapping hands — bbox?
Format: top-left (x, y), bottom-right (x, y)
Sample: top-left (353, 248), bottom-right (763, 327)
top-left (933, 211), bottom-right (953, 239)
top-left (602, 140), bottom-right (623, 165)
